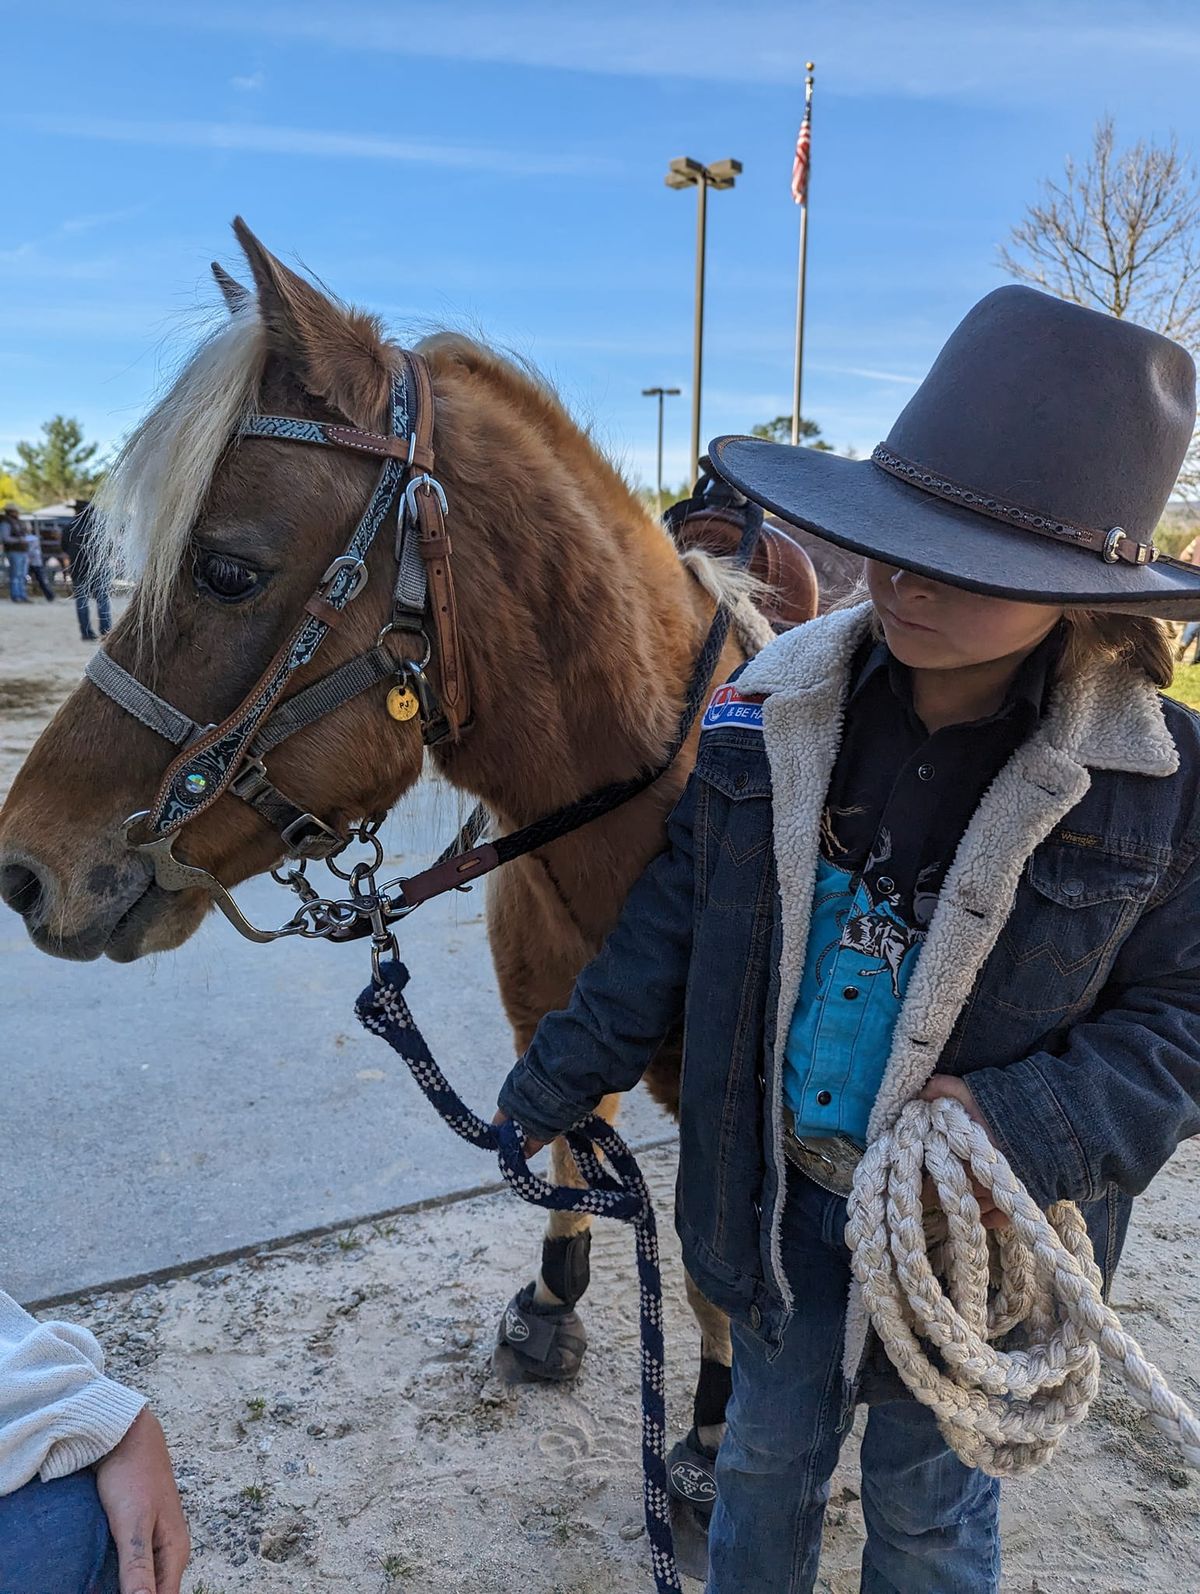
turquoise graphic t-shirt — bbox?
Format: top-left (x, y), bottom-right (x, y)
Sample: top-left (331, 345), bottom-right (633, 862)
top-left (783, 847), bottom-right (927, 1144)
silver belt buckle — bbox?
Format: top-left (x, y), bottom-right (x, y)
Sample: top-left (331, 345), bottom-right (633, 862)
top-left (784, 1122), bottom-right (863, 1197)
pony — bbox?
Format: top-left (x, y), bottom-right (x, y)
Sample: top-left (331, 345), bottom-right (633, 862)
top-left (0, 221), bottom-right (807, 1518)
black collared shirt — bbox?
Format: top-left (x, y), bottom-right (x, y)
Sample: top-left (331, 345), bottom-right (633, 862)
top-left (822, 625), bottom-right (1062, 940)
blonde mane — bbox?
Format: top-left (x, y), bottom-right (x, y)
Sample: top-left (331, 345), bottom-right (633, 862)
top-left (94, 308), bottom-right (267, 630)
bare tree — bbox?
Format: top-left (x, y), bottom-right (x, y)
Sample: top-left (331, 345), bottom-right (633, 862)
top-left (1000, 117), bottom-right (1200, 496)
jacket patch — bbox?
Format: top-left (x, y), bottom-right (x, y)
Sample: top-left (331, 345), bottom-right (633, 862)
top-left (702, 685), bottom-right (765, 732)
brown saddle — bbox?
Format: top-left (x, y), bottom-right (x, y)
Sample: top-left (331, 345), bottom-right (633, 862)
top-left (671, 508), bottom-right (821, 629)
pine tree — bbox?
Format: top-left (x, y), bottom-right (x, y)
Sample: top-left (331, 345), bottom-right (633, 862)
top-left (4, 416), bottom-right (103, 504)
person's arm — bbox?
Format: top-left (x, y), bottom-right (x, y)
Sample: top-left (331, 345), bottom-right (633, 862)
top-left (497, 772), bottom-right (699, 1144)
top-left (0, 1290), bottom-right (189, 1594)
top-left (963, 855), bottom-right (1200, 1210)
top-left (0, 1289), bottom-right (145, 1492)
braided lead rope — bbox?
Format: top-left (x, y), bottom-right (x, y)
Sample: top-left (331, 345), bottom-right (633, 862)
top-left (845, 1098), bottom-right (1200, 1478)
top-left (355, 959), bottom-right (681, 1594)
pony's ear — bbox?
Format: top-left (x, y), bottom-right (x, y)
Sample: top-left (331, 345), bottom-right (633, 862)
top-left (231, 216), bottom-right (392, 427)
top-left (211, 261), bottom-right (250, 315)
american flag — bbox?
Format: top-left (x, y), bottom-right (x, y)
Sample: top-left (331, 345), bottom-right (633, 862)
top-left (790, 103), bottom-right (812, 206)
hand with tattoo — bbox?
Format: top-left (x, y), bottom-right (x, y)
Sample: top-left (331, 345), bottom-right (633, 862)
top-left (94, 1408), bottom-right (190, 1594)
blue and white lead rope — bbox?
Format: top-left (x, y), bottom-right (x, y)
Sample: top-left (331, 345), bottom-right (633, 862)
top-left (356, 958), bottom-right (681, 1593)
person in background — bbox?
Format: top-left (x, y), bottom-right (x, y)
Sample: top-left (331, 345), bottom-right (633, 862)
top-left (63, 498), bottom-right (112, 640)
top-left (0, 1286), bottom-right (189, 1594)
top-left (2, 505), bottom-right (31, 602)
top-left (24, 518), bottom-right (55, 601)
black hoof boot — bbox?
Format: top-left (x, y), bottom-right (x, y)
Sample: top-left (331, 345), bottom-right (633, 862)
top-left (667, 1426), bottom-right (718, 1517)
top-left (667, 1427), bottom-right (718, 1579)
top-left (493, 1281), bottom-right (588, 1383)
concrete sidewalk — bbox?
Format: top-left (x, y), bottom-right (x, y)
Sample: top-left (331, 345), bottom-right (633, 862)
top-left (3, 786), bottom-right (673, 1303)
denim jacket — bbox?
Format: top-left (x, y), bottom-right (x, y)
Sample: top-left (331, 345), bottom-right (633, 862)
top-left (499, 606), bottom-right (1200, 1359)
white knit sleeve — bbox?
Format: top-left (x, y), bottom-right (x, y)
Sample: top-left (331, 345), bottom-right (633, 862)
top-left (0, 1289), bottom-right (146, 1495)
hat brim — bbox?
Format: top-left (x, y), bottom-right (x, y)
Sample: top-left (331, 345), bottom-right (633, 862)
top-left (707, 435), bottom-right (1200, 620)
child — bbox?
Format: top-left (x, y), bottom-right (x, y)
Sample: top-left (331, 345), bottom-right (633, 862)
top-left (498, 286), bottom-right (1200, 1592)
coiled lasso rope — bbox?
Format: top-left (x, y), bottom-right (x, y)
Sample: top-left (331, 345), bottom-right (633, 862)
top-left (844, 1097), bottom-right (1200, 1478)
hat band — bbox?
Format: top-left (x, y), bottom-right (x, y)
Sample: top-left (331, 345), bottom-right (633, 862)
top-left (870, 445), bottom-right (1157, 568)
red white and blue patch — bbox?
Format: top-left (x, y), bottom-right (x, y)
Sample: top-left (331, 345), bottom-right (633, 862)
top-left (701, 684), bottom-right (765, 732)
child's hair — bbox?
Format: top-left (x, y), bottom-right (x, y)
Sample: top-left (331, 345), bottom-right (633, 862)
top-left (830, 572), bottom-right (1175, 688)
top-left (1059, 609), bottom-right (1174, 689)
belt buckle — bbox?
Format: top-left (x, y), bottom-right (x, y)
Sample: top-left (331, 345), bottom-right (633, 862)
top-left (786, 1127), bottom-right (862, 1196)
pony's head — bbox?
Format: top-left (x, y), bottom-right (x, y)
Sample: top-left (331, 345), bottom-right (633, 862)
top-left (0, 221), bottom-right (692, 961)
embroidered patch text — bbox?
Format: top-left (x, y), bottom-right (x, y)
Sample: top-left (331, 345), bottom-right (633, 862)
top-left (702, 685), bottom-right (765, 732)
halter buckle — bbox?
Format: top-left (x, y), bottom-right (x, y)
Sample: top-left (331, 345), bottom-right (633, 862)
top-left (230, 756), bottom-right (272, 802)
top-left (403, 473), bottom-right (449, 524)
top-left (280, 810), bottom-right (345, 859)
top-left (318, 555), bottom-right (369, 602)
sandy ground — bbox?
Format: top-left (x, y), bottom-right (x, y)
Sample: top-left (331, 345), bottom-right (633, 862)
top-left (3, 597), bottom-right (1200, 1592)
top-left (0, 581), bottom-right (108, 791)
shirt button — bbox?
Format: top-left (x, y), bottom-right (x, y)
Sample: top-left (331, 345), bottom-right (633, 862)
top-left (748, 1304), bottom-right (763, 1330)
top-left (877, 875), bottom-right (895, 894)
top-left (816, 1089), bottom-right (833, 1106)
top-left (918, 763), bottom-right (936, 781)
top-left (842, 986), bottom-right (860, 1001)
top-left (735, 771), bottom-right (749, 790)
top-left (1062, 878), bottom-right (1084, 899)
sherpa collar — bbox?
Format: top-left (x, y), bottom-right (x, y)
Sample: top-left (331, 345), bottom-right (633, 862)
top-left (737, 603), bottom-right (1179, 779)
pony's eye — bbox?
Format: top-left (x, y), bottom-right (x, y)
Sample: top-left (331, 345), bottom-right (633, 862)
top-left (194, 549), bottom-right (264, 603)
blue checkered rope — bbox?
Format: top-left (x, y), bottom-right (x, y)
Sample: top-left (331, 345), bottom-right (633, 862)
top-left (356, 957), bottom-right (681, 1593)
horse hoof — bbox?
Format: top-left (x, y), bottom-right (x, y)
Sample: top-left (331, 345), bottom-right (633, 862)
top-left (667, 1428), bottom-right (718, 1517)
top-left (493, 1281), bottom-right (587, 1383)
top-left (668, 1495), bottom-right (712, 1581)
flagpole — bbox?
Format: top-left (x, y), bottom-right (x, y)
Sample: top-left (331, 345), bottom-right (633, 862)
top-left (790, 61), bottom-right (815, 447)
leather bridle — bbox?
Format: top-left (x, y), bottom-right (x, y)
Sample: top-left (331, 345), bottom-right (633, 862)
top-left (84, 350), bottom-right (756, 958)
top-left (87, 350), bottom-right (469, 865)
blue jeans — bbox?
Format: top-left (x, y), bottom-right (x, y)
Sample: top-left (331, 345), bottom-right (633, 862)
top-left (706, 1171), bottom-right (1000, 1594)
top-left (7, 550), bottom-right (28, 601)
top-left (74, 580), bottom-right (111, 639)
top-left (0, 1471), bottom-right (119, 1594)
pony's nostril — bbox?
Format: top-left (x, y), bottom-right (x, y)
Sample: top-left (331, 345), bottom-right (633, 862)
top-left (0, 862), bottom-right (46, 922)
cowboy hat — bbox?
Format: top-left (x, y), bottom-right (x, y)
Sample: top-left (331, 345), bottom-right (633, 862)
top-left (708, 285), bottom-right (1200, 618)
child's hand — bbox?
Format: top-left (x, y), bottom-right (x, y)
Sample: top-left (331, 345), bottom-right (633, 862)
top-left (492, 1109), bottom-right (547, 1160)
top-left (918, 1075), bottom-right (1010, 1230)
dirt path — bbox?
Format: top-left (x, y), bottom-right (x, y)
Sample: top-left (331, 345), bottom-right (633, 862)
top-left (0, 589), bottom-right (113, 795)
top-left (66, 1141), bottom-right (1199, 1594)
top-left (4, 599), bottom-right (1199, 1591)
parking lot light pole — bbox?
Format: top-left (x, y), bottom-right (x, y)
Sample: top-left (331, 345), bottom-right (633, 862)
top-left (641, 385), bottom-right (681, 507)
top-left (665, 156), bottom-right (742, 480)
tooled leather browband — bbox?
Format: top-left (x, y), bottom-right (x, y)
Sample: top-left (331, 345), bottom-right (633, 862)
top-left (239, 413), bottom-right (435, 471)
top-left (870, 444), bottom-right (1158, 568)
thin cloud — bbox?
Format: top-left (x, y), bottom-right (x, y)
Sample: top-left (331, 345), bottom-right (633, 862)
top-left (826, 366), bottom-right (922, 386)
top-left (20, 113), bottom-right (620, 178)
top-left (59, 204), bottom-right (149, 235)
top-left (231, 70), bottom-right (266, 90)
top-left (90, 1), bottom-right (1200, 106)
top-left (0, 205), bottom-right (150, 279)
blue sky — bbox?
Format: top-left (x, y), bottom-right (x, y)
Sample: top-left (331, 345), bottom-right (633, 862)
top-left (6, 1), bottom-right (1200, 494)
